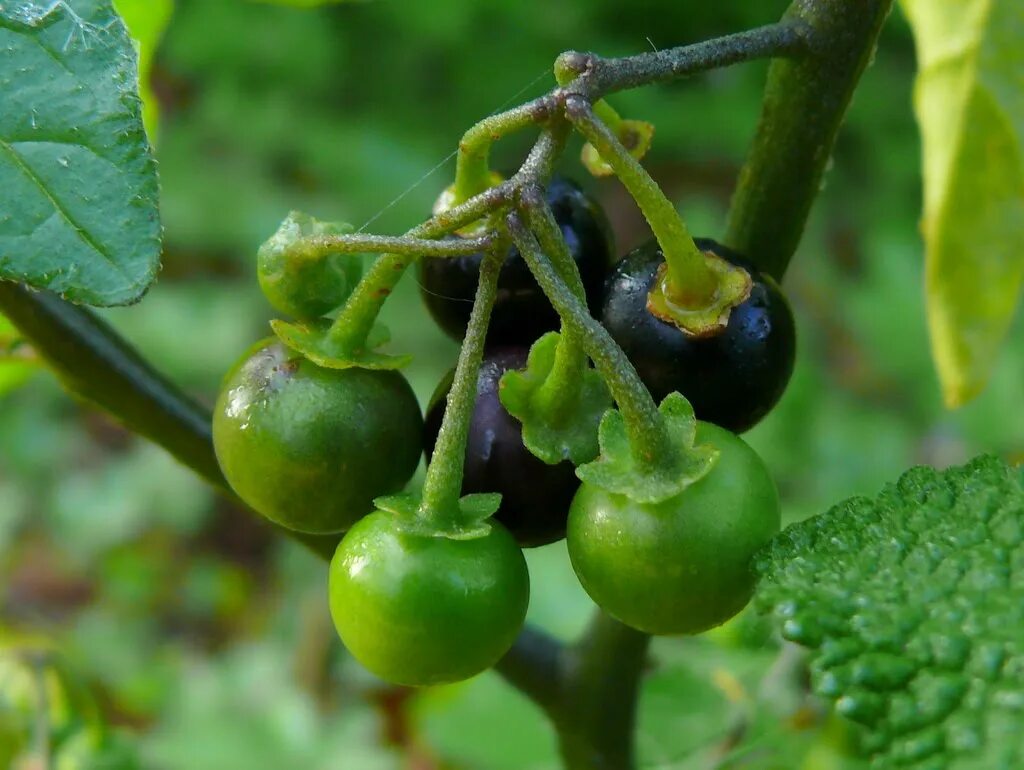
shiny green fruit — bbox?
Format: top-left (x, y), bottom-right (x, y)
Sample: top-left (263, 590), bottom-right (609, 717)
top-left (213, 341), bottom-right (423, 534)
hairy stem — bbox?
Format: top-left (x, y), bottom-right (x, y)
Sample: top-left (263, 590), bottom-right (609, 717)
top-left (453, 99), bottom-right (552, 203)
top-left (286, 232), bottom-right (495, 260)
top-left (419, 249), bottom-right (503, 520)
top-left (328, 183), bottom-right (510, 349)
top-left (565, 97), bottom-right (715, 306)
top-left (506, 212), bottom-right (673, 467)
top-left (558, 21), bottom-right (809, 98)
top-left (517, 186), bottom-right (589, 419)
top-left (725, 0), bottom-right (894, 278)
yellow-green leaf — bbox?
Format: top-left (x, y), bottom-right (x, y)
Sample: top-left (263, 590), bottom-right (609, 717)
top-left (901, 0), bottom-right (1024, 407)
top-left (113, 0), bottom-right (174, 143)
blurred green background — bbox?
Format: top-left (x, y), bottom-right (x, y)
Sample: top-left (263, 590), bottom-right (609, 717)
top-left (1, 0), bottom-right (1022, 768)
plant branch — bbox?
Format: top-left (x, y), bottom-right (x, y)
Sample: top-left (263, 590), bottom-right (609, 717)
top-left (287, 232), bottom-right (496, 260)
top-left (724, 0), bottom-right (894, 278)
top-left (565, 21), bottom-right (810, 98)
top-left (557, 612), bottom-right (651, 770)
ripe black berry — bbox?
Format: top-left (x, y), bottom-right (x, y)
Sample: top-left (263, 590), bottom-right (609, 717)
top-left (600, 238), bottom-right (796, 433)
top-left (418, 176), bottom-right (613, 345)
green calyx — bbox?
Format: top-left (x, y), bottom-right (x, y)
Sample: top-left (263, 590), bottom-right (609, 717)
top-left (581, 100), bottom-right (655, 178)
top-left (647, 250), bottom-right (752, 338)
top-left (581, 119), bottom-right (655, 178)
top-left (576, 392), bottom-right (719, 503)
top-left (271, 317), bottom-right (411, 370)
top-left (257, 211), bottom-right (362, 321)
top-left (499, 332), bottom-right (611, 466)
top-left (374, 491), bottom-right (503, 540)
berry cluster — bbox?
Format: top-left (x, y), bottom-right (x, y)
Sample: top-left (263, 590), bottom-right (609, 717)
top-left (213, 98), bottom-right (796, 687)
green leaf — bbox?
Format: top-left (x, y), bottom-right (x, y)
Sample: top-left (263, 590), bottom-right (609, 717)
top-left (755, 456), bottom-right (1024, 768)
top-left (0, 0), bottom-right (162, 306)
top-left (575, 392), bottom-right (718, 503)
top-left (900, 0), bottom-right (1024, 407)
top-left (112, 0), bottom-right (173, 143)
top-left (498, 332), bottom-right (610, 465)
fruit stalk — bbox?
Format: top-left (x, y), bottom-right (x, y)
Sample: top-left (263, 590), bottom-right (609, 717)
top-left (564, 97), bottom-right (717, 307)
top-left (453, 99), bottom-right (552, 204)
top-left (506, 212), bottom-right (675, 467)
top-left (419, 247), bottom-right (504, 520)
top-left (517, 186), bottom-right (590, 420)
top-left (327, 181), bottom-right (510, 351)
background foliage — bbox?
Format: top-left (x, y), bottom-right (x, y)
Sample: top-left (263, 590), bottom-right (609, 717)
top-left (0, 0), bottom-right (1022, 767)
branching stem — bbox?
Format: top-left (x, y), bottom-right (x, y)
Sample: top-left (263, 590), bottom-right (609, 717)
top-left (506, 212), bottom-right (674, 468)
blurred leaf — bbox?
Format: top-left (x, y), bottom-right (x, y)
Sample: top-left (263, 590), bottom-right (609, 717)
top-left (901, 0), bottom-right (1024, 407)
top-left (112, 0), bottom-right (174, 143)
top-left (246, 0), bottom-right (371, 6)
top-left (0, 0), bottom-right (162, 306)
top-left (0, 313), bottom-right (38, 395)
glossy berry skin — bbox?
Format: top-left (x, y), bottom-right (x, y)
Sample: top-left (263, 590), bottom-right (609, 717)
top-left (600, 238), bottom-right (796, 433)
top-left (329, 512), bottom-right (530, 686)
top-left (213, 341), bottom-right (423, 534)
top-left (567, 422), bottom-right (780, 635)
top-left (418, 176), bottom-right (613, 345)
top-left (424, 347), bottom-right (580, 547)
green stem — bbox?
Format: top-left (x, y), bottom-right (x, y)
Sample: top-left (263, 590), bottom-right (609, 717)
top-left (557, 613), bottom-right (651, 770)
top-left (0, 281), bottom-right (339, 559)
top-left (327, 183), bottom-right (509, 350)
top-left (724, 0), bottom-right (893, 279)
top-left (453, 100), bottom-right (550, 204)
top-left (518, 187), bottom-right (588, 419)
top-left (506, 212), bottom-right (673, 467)
top-left (564, 97), bottom-right (716, 307)
top-left (288, 232), bottom-right (495, 260)
top-left (418, 248), bottom-right (504, 521)
top-left (584, 22), bottom-right (809, 96)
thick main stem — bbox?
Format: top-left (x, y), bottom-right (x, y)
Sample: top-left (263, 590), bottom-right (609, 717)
top-left (724, 0), bottom-right (894, 279)
top-left (557, 613), bottom-right (651, 770)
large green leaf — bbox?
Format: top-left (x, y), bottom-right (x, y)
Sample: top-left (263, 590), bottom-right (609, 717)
top-left (756, 457), bottom-right (1024, 768)
top-left (0, 0), bottom-right (161, 306)
top-left (901, 0), bottom-right (1024, 407)
top-left (113, 0), bottom-right (173, 143)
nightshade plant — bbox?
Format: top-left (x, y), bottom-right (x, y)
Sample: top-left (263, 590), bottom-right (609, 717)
top-left (0, 0), bottom-right (1022, 768)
